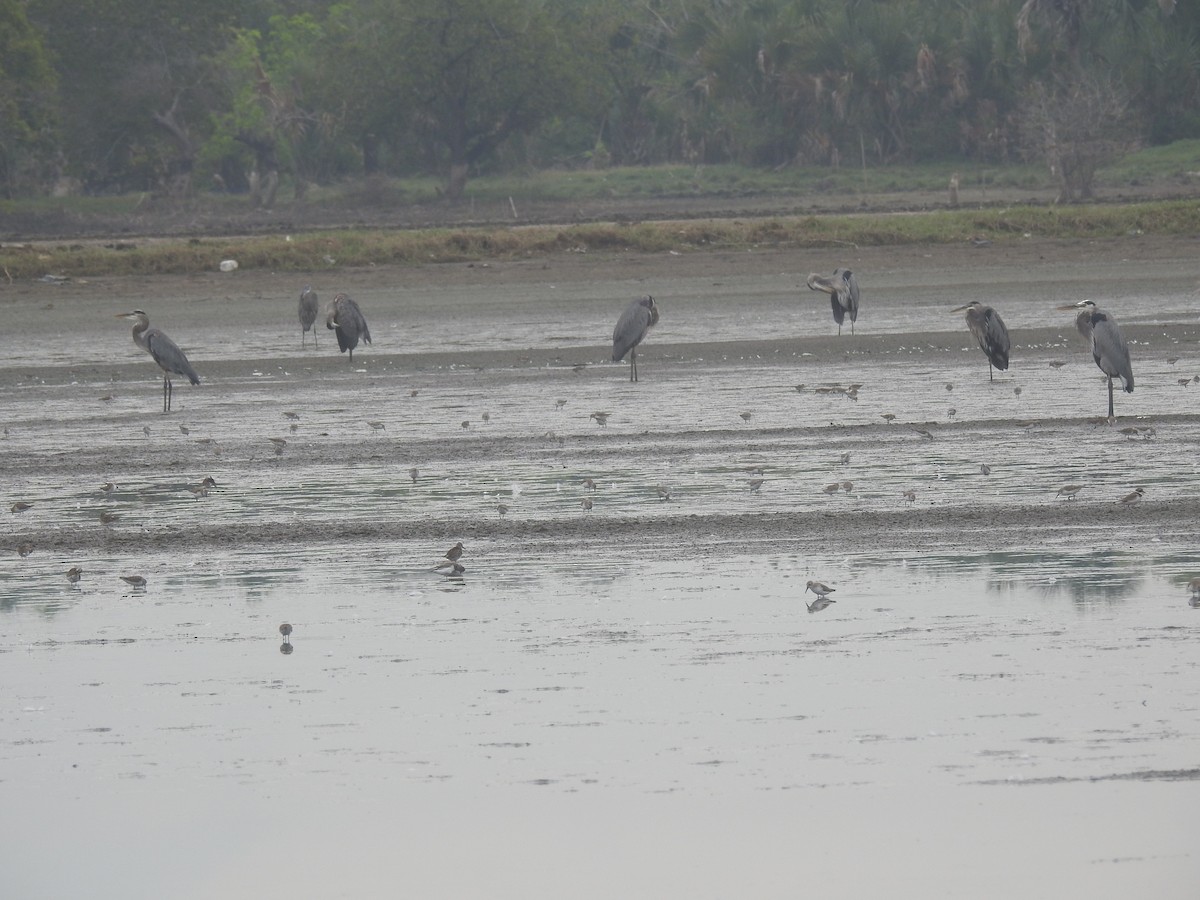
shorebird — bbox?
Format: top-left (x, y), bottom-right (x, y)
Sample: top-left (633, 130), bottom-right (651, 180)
top-left (952, 301), bottom-right (1010, 382)
top-left (806, 268), bottom-right (860, 335)
top-left (368, 420), bottom-right (385, 431)
top-left (581, 497), bottom-right (593, 511)
top-left (279, 623), bottom-right (293, 641)
top-left (806, 580), bottom-right (835, 600)
top-left (590, 411), bottom-right (610, 426)
top-left (1118, 487), bottom-right (1145, 504)
top-left (443, 542), bottom-right (465, 562)
top-left (325, 293), bottom-right (372, 362)
top-left (748, 477), bottom-right (764, 493)
top-left (656, 484), bottom-right (672, 501)
top-left (881, 413), bottom-right (896, 424)
top-left (409, 467), bottom-right (419, 483)
top-left (612, 295), bottom-right (660, 382)
top-left (822, 483), bottom-right (840, 495)
top-left (1189, 577), bottom-right (1200, 599)
top-left (11, 502), bottom-right (32, 513)
top-left (739, 411), bottom-right (752, 423)
top-left (17, 542), bottom-right (33, 557)
top-left (1059, 300), bottom-right (1134, 418)
top-left (980, 464), bottom-right (992, 475)
top-left (299, 285), bottom-right (318, 347)
top-left (902, 490), bottom-right (917, 504)
top-left (838, 452), bottom-right (851, 465)
top-left (121, 575), bottom-right (147, 588)
top-left (435, 560), bottom-right (466, 576)
top-left (582, 477), bottom-right (597, 491)
top-left (1057, 484), bottom-right (1084, 500)
top-left (116, 309), bottom-right (201, 412)
top-left (101, 482), bottom-right (115, 493)
top-left (100, 511), bottom-right (119, 525)
top-left (66, 566), bottom-right (83, 583)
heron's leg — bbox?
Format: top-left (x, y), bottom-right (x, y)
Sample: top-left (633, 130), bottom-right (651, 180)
top-left (630, 347), bottom-right (637, 382)
top-left (162, 376), bottom-right (169, 413)
top-left (988, 362), bottom-right (993, 382)
top-left (1108, 376), bottom-right (1114, 418)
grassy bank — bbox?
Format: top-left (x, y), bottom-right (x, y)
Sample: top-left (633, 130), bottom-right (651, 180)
top-left (2, 198), bottom-right (1199, 280)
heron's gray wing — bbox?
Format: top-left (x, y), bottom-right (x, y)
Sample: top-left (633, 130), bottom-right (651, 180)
top-left (1092, 316), bottom-right (1134, 391)
top-left (299, 287), bottom-right (318, 328)
top-left (613, 301), bottom-right (650, 362)
top-left (982, 307), bottom-right (1010, 369)
top-left (144, 328), bottom-right (200, 384)
top-left (840, 269), bottom-right (860, 322)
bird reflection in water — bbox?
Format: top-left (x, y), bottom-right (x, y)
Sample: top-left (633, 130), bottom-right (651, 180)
top-left (806, 598), bottom-right (836, 613)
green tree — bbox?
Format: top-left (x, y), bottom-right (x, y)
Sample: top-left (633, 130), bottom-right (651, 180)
top-left (354, 0), bottom-right (596, 198)
top-left (208, 15), bottom-right (329, 206)
top-left (0, 0), bottom-right (58, 197)
top-left (28, 0), bottom-right (248, 195)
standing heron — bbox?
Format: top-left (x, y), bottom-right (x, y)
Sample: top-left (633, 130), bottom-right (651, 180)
top-left (952, 301), bottom-right (1010, 381)
top-left (612, 295), bottom-right (659, 382)
top-left (806, 268), bottom-right (860, 335)
top-left (116, 310), bottom-right (200, 413)
top-left (1059, 300), bottom-right (1133, 417)
top-left (299, 285), bottom-right (319, 347)
top-left (326, 293), bottom-right (372, 362)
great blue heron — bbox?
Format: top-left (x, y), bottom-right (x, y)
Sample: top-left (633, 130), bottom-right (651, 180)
top-left (1059, 300), bottom-right (1133, 417)
top-left (952, 301), bottom-right (1010, 381)
top-left (299, 285), bottom-right (319, 347)
top-left (612, 295), bottom-right (659, 381)
top-left (116, 310), bottom-right (200, 413)
top-left (806, 268), bottom-right (860, 335)
top-left (326, 293), bottom-right (372, 362)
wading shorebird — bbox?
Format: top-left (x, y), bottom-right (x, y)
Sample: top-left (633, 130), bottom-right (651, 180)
top-left (612, 295), bottom-right (659, 382)
top-left (1059, 300), bottom-right (1133, 418)
top-left (1118, 487), bottom-right (1145, 504)
top-left (806, 268), bottom-right (860, 335)
top-left (325, 293), bottom-right (372, 362)
top-left (279, 623), bottom-right (293, 642)
top-left (952, 301), bottom-right (1010, 382)
top-left (806, 580), bottom-right (835, 600)
top-left (66, 566), bottom-right (83, 583)
top-left (443, 542), bottom-right (465, 562)
top-left (299, 285), bottom-right (319, 348)
top-left (121, 575), bottom-right (147, 588)
top-left (116, 310), bottom-right (200, 413)
top-left (1057, 484), bottom-right (1084, 500)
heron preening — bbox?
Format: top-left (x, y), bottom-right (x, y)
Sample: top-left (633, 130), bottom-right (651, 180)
top-left (952, 301), bottom-right (1010, 381)
top-left (806, 268), bottom-right (860, 335)
top-left (326, 293), bottom-right (372, 362)
top-left (299, 285), bottom-right (319, 347)
top-left (1059, 300), bottom-right (1133, 417)
top-left (116, 310), bottom-right (200, 413)
top-left (612, 295), bottom-right (659, 382)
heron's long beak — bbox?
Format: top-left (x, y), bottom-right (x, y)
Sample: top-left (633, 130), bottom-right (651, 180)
top-left (1056, 302), bottom-right (1083, 311)
top-left (950, 304), bottom-right (971, 313)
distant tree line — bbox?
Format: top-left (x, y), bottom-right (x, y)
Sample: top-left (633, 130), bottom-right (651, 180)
top-left (2, 0), bottom-right (1195, 203)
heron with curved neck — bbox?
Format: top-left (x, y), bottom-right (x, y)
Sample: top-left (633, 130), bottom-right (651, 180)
top-left (116, 310), bottom-right (201, 413)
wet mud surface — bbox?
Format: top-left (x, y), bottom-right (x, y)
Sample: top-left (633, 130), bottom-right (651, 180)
top-left (2, 235), bottom-right (1199, 897)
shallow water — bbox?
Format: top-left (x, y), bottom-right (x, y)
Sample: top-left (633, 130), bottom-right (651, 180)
top-left (2, 242), bottom-right (1199, 897)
